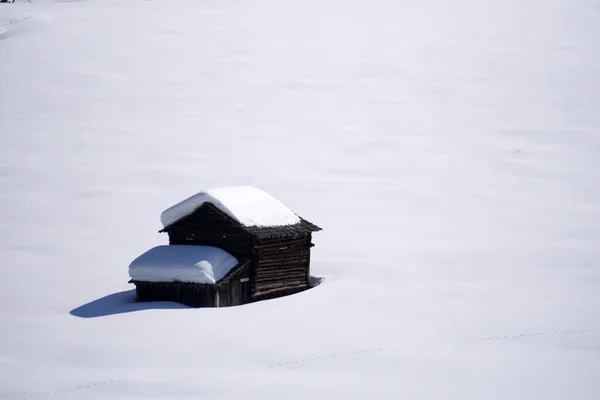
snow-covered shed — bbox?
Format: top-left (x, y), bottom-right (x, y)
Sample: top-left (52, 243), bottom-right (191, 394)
top-left (129, 245), bottom-right (251, 307)
top-left (158, 186), bottom-right (321, 303)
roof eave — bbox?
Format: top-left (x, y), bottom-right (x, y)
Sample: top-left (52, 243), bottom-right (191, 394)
top-left (158, 204), bottom-right (321, 235)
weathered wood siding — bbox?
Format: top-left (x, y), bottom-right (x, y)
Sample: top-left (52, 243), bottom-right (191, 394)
top-left (165, 204), bottom-right (254, 258)
top-left (251, 234), bottom-right (313, 300)
top-left (216, 262), bottom-right (251, 307)
top-left (162, 204), bottom-right (319, 304)
top-left (133, 281), bottom-right (217, 307)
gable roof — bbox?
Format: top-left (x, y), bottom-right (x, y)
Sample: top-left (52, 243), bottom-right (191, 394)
top-left (159, 186), bottom-right (321, 238)
top-left (161, 186), bottom-right (301, 229)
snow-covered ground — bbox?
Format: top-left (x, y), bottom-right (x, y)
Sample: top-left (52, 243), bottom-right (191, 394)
top-left (1, 0), bottom-right (599, 398)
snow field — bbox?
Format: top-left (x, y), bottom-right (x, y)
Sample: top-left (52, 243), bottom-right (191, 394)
top-left (1, 0), bottom-right (599, 399)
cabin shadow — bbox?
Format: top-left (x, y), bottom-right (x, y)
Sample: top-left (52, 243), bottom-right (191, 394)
top-left (69, 289), bottom-right (189, 318)
top-left (309, 275), bottom-right (325, 287)
top-left (70, 276), bottom-right (325, 318)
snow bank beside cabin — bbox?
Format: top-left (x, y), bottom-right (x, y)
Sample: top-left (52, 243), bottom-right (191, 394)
top-left (128, 245), bottom-right (239, 284)
top-left (160, 186), bottom-right (301, 228)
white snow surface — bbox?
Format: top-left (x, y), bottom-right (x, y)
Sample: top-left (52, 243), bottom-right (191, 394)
top-left (160, 186), bottom-right (301, 228)
top-left (128, 245), bottom-right (239, 284)
top-left (1, 0), bottom-right (600, 399)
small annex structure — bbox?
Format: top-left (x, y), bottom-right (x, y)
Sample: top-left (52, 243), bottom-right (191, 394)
top-left (128, 186), bottom-right (321, 307)
top-left (129, 245), bottom-right (251, 307)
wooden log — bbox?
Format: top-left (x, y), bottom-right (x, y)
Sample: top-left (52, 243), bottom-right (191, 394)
top-left (254, 278), bottom-right (307, 289)
top-left (257, 259), bottom-right (309, 268)
top-left (254, 266), bottom-right (307, 275)
top-left (258, 249), bottom-right (310, 258)
top-left (254, 265), bottom-right (307, 273)
top-left (253, 283), bottom-right (308, 298)
top-left (256, 235), bottom-right (309, 245)
top-left (254, 238), bottom-right (309, 251)
top-left (256, 248), bottom-right (311, 258)
top-left (254, 275), bottom-right (307, 285)
top-left (258, 251), bottom-right (309, 260)
top-left (255, 269), bottom-right (307, 277)
top-left (254, 265), bottom-right (307, 274)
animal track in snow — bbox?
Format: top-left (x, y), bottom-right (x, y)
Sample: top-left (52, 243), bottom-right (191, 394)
top-left (13, 328), bottom-right (600, 400)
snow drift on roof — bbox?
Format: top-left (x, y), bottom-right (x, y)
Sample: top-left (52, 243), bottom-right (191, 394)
top-left (128, 245), bottom-right (239, 284)
top-left (160, 186), bottom-right (301, 228)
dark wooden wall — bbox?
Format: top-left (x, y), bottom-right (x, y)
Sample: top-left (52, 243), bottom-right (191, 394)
top-left (133, 281), bottom-right (217, 307)
top-left (166, 204), bottom-right (254, 258)
top-left (163, 204), bottom-right (316, 304)
top-left (251, 234), bottom-right (313, 300)
top-left (217, 262), bottom-right (251, 307)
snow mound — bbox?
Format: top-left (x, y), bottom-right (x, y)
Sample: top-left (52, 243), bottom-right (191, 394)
top-left (160, 186), bottom-right (301, 228)
top-left (128, 245), bottom-right (239, 284)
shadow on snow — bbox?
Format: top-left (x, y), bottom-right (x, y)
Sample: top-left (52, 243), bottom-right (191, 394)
top-left (70, 276), bottom-right (326, 318)
top-left (70, 289), bottom-right (189, 318)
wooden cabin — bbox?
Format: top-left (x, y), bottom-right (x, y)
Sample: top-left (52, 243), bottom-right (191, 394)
top-left (129, 186), bottom-right (321, 307)
top-left (129, 245), bottom-right (252, 307)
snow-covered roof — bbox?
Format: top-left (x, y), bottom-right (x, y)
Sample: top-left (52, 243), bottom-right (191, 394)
top-left (128, 245), bottom-right (240, 284)
top-left (160, 186), bottom-right (301, 229)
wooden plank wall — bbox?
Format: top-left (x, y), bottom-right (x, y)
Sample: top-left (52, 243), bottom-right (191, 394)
top-left (133, 281), bottom-right (217, 307)
top-left (166, 206), bottom-right (255, 258)
top-left (164, 205), bottom-right (317, 303)
top-left (217, 263), bottom-right (252, 307)
top-left (251, 234), bottom-right (313, 299)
